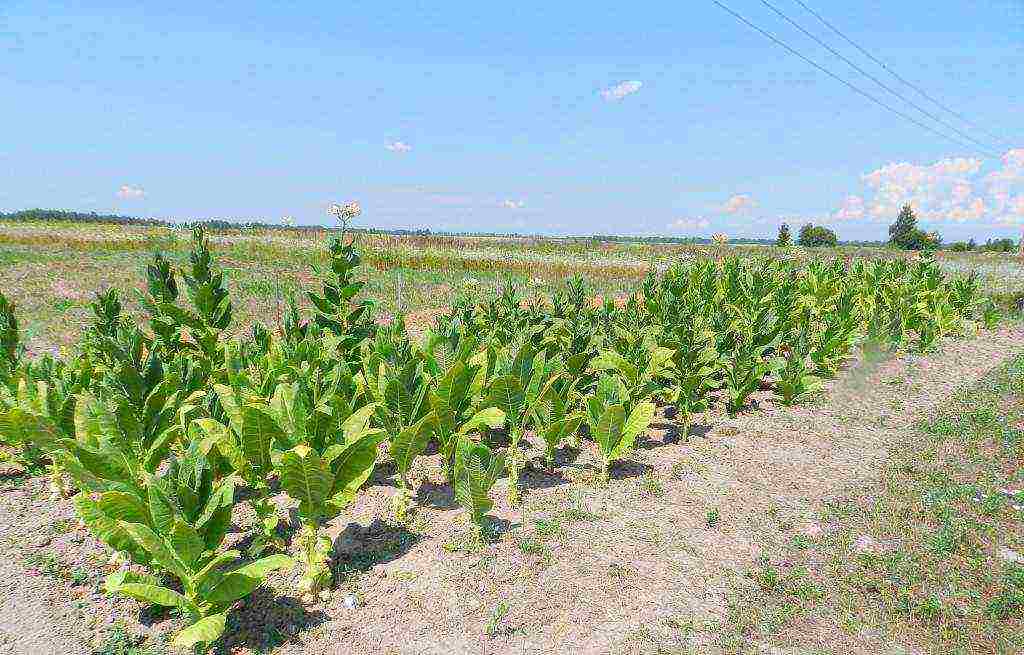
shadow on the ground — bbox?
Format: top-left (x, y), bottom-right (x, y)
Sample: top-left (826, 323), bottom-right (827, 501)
top-left (367, 460), bottom-right (399, 488)
top-left (216, 587), bottom-right (328, 655)
top-left (637, 421), bottom-right (680, 449)
top-left (333, 517), bottom-right (422, 574)
top-left (688, 421), bottom-right (713, 439)
top-left (415, 478), bottom-right (457, 509)
top-left (482, 516), bottom-right (514, 542)
top-left (608, 459), bottom-right (654, 480)
top-left (520, 462), bottom-right (572, 491)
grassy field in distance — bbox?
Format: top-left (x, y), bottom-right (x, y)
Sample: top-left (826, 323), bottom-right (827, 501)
top-left (3, 220), bottom-right (1023, 356)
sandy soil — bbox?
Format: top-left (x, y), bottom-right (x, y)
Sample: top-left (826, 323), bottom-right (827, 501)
top-left (1, 326), bottom-right (1021, 655)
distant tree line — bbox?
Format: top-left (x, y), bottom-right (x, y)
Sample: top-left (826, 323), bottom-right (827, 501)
top-left (2, 207), bottom-right (1020, 251)
top-left (946, 237), bottom-right (1019, 252)
top-left (0, 208), bottom-right (167, 226)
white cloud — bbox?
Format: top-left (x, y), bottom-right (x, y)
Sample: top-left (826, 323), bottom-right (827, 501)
top-left (860, 157), bottom-right (983, 221)
top-left (117, 184), bottom-right (145, 199)
top-left (945, 197), bottom-right (987, 223)
top-left (719, 194), bottom-right (756, 214)
top-left (600, 80), bottom-right (642, 101)
top-left (502, 199), bottom-right (525, 209)
top-left (831, 195), bottom-right (865, 221)
top-left (668, 217), bottom-right (710, 232)
top-left (829, 149), bottom-right (1024, 228)
top-left (384, 141), bottom-right (412, 153)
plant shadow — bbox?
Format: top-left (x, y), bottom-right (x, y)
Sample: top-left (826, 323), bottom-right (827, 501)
top-left (520, 462), bottom-right (571, 492)
top-left (608, 459), bottom-right (654, 481)
top-left (688, 421), bottom-right (713, 439)
top-left (368, 459), bottom-right (399, 488)
top-left (636, 421), bottom-right (679, 449)
top-left (415, 478), bottom-right (456, 509)
top-left (216, 587), bottom-right (328, 654)
top-left (481, 516), bottom-right (514, 542)
top-left (332, 517), bottom-right (422, 574)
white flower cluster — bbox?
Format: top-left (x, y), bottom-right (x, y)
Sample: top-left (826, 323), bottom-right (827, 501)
top-left (328, 201), bottom-right (362, 224)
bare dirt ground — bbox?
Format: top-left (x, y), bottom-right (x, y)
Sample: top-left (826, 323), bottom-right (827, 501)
top-left (1, 326), bottom-right (1022, 655)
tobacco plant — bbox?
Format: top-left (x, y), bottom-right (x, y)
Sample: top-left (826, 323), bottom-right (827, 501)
top-left (483, 341), bottom-right (561, 504)
top-left (105, 444), bottom-right (292, 651)
top-left (772, 333), bottom-right (822, 405)
top-left (277, 415), bottom-right (384, 594)
top-left (585, 374), bottom-right (655, 480)
top-left (188, 384), bottom-right (286, 555)
top-left (452, 434), bottom-right (504, 531)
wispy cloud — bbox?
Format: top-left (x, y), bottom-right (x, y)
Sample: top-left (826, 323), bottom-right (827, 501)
top-left (117, 184), bottom-right (145, 200)
top-left (502, 199), bottom-right (525, 209)
top-left (600, 80), bottom-right (642, 101)
top-left (668, 217), bottom-right (710, 232)
top-left (719, 194), bottom-right (756, 214)
top-left (384, 141), bottom-right (412, 153)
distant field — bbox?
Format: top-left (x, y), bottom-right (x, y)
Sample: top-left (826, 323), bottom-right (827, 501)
top-left (1, 220), bottom-right (1022, 354)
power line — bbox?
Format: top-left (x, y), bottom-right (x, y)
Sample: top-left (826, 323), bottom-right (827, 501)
top-left (791, 0), bottom-right (1013, 149)
top-left (709, 0), bottom-right (1001, 158)
top-left (757, 0), bottom-right (1002, 156)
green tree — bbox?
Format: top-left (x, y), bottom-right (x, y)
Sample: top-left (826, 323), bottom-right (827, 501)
top-left (888, 204), bottom-right (940, 250)
top-left (776, 223), bottom-right (792, 247)
top-left (797, 224), bottom-right (838, 247)
top-left (888, 204), bottom-right (917, 246)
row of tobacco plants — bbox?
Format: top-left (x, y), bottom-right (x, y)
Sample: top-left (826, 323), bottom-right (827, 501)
top-left (0, 226), bottom-right (998, 651)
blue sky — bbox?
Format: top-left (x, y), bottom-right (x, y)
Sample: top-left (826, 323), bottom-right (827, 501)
top-left (1, 1), bottom-right (1022, 240)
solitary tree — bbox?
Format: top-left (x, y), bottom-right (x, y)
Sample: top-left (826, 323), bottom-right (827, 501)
top-left (888, 204), bottom-right (918, 248)
top-left (776, 223), bottom-right (792, 246)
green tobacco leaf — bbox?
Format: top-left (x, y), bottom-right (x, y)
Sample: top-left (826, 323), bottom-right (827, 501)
top-left (457, 407), bottom-right (505, 436)
top-left (70, 443), bottom-right (130, 484)
top-left (590, 350), bottom-right (637, 385)
top-left (453, 436), bottom-right (503, 524)
top-left (486, 376), bottom-right (525, 426)
top-left (383, 379), bottom-right (414, 425)
top-left (189, 419), bottom-right (240, 469)
top-left (98, 491), bottom-right (151, 525)
top-left (75, 494), bottom-right (144, 559)
top-left (170, 518), bottom-right (205, 567)
top-left (593, 404), bottom-right (624, 458)
top-left (240, 404), bottom-right (283, 476)
top-left (213, 384), bottom-right (243, 436)
top-left (171, 613), bottom-right (227, 649)
top-left (205, 554), bottom-right (293, 606)
top-left (279, 445), bottom-right (333, 520)
top-left (327, 431), bottom-right (385, 510)
top-left (390, 412), bottom-right (436, 478)
top-left (269, 382), bottom-right (307, 444)
top-left (615, 401), bottom-right (655, 458)
top-left (119, 521), bottom-right (190, 581)
top-left (340, 403), bottom-right (377, 439)
top-left (645, 346), bottom-right (676, 379)
top-left (0, 407), bottom-right (60, 449)
top-left (109, 582), bottom-right (187, 608)
top-left (193, 550), bottom-right (241, 586)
